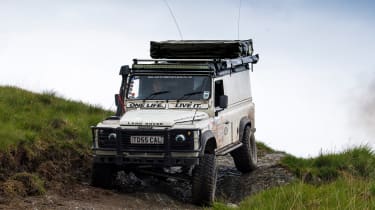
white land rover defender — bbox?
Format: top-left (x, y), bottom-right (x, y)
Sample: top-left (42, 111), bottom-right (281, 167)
top-left (91, 39), bottom-right (259, 205)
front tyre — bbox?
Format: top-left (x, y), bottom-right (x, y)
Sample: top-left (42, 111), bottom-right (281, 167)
top-left (231, 126), bottom-right (257, 173)
top-left (90, 162), bottom-right (118, 189)
top-left (192, 153), bottom-right (217, 206)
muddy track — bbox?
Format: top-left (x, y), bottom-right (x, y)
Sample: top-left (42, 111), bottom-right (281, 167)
top-left (1, 151), bottom-right (294, 209)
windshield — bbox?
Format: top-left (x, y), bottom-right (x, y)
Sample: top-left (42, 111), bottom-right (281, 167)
top-left (127, 75), bottom-right (211, 100)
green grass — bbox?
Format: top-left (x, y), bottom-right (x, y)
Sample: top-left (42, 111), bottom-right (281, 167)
top-left (281, 146), bottom-right (375, 182)
top-left (0, 86), bottom-right (113, 197)
top-left (0, 86), bottom-right (112, 150)
top-left (213, 176), bottom-right (375, 210)
top-left (256, 141), bottom-right (275, 154)
top-left (213, 146), bottom-right (375, 209)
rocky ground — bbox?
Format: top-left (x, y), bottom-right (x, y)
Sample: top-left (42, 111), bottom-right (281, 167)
top-left (0, 150), bottom-right (295, 209)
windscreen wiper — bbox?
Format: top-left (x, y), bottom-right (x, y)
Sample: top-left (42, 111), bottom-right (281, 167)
top-left (177, 91), bottom-right (203, 102)
top-left (143, 91), bottom-right (170, 101)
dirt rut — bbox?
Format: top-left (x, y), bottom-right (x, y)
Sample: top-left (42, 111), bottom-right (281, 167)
top-left (0, 151), bottom-right (294, 209)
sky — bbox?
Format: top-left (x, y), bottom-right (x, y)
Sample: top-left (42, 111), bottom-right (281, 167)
top-left (1, 0), bottom-right (374, 157)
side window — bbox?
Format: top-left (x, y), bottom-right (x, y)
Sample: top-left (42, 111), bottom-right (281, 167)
top-left (127, 76), bottom-right (140, 99)
top-left (214, 80), bottom-right (224, 107)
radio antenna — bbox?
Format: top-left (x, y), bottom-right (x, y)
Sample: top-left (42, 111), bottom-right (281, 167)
top-left (163, 0), bottom-right (184, 40)
top-left (237, 0), bottom-right (242, 39)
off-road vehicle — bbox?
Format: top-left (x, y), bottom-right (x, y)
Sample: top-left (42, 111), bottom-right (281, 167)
top-left (91, 39), bottom-right (259, 205)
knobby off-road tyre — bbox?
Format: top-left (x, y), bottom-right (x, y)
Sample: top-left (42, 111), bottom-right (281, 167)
top-left (192, 153), bottom-right (218, 206)
top-left (231, 125), bottom-right (257, 173)
top-left (90, 162), bottom-right (118, 189)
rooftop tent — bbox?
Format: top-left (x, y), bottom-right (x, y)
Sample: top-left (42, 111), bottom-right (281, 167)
top-left (150, 39), bottom-right (253, 59)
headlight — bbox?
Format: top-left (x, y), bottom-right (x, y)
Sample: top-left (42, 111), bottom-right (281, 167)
top-left (108, 133), bottom-right (117, 141)
top-left (170, 130), bottom-right (199, 150)
top-left (95, 128), bottom-right (117, 149)
top-left (175, 134), bottom-right (186, 142)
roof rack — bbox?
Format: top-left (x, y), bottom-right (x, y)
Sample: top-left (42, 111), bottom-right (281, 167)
top-left (133, 54), bottom-right (258, 68)
top-left (129, 39), bottom-right (259, 76)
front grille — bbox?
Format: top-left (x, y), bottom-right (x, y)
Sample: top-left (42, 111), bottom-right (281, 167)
top-left (96, 128), bottom-right (196, 151)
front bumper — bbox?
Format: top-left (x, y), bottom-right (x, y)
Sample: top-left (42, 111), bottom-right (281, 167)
top-left (91, 127), bottom-right (202, 167)
top-left (93, 153), bottom-right (199, 166)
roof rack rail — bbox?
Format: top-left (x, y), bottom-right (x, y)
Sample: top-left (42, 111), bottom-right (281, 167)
top-left (133, 54), bottom-right (258, 66)
top-left (133, 58), bottom-right (216, 64)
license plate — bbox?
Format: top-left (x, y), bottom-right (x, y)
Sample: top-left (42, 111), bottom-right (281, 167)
top-left (130, 136), bottom-right (164, 144)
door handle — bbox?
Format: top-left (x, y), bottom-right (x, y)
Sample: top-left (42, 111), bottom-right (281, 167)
top-left (224, 121), bottom-right (230, 125)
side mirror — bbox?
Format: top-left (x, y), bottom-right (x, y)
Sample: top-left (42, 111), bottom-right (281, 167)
top-left (219, 95), bottom-right (228, 109)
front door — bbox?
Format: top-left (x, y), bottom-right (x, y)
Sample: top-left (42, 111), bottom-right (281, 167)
top-left (214, 79), bottom-right (232, 147)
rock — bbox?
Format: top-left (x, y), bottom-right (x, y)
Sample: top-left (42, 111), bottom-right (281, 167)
top-left (215, 152), bottom-right (295, 203)
top-left (115, 171), bottom-right (146, 193)
top-left (110, 151), bottom-right (295, 204)
top-left (227, 203), bottom-right (239, 208)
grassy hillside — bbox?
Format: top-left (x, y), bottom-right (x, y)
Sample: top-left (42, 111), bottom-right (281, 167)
top-left (214, 146), bottom-right (375, 209)
top-left (0, 86), bottom-right (112, 199)
top-left (0, 86), bottom-right (111, 149)
top-left (1, 85), bottom-right (374, 208)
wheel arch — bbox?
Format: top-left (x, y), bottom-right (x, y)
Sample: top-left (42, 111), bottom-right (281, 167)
top-left (239, 117), bottom-right (252, 142)
top-left (200, 130), bottom-right (217, 155)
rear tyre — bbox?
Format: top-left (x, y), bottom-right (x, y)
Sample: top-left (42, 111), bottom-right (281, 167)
top-left (231, 126), bottom-right (257, 173)
top-left (192, 153), bottom-right (217, 206)
top-left (91, 162), bottom-right (118, 189)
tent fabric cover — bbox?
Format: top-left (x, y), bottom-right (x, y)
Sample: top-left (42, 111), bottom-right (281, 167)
top-left (150, 39), bottom-right (253, 59)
